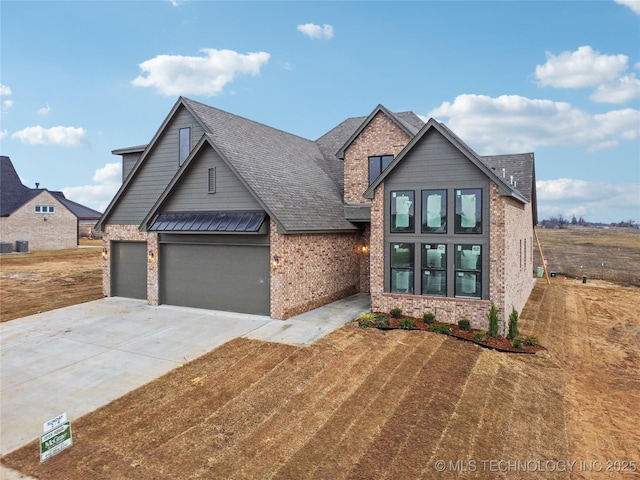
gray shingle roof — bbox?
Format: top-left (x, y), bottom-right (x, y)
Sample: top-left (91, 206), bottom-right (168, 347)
top-left (183, 98), bottom-right (357, 232)
top-left (480, 153), bottom-right (535, 202)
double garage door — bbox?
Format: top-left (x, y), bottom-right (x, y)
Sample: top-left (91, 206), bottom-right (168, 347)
top-left (111, 241), bottom-right (270, 315)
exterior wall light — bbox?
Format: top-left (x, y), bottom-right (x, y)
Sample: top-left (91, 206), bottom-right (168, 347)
top-left (102, 247), bottom-right (108, 258)
top-left (148, 251), bottom-right (155, 261)
top-left (361, 245), bottom-right (369, 255)
top-left (272, 255), bottom-right (280, 267)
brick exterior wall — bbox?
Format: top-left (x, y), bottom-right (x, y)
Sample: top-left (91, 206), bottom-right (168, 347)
top-left (369, 181), bottom-right (534, 335)
top-left (269, 220), bottom-right (361, 319)
top-left (102, 225), bottom-right (159, 305)
top-left (343, 111), bottom-right (411, 205)
top-left (0, 191), bottom-right (78, 251)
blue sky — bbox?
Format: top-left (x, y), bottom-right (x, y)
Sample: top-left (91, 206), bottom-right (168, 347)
top-left (1, 0), bottom-right (639, 223)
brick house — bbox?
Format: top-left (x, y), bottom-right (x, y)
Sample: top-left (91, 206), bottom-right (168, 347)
top-left (0, 156), bottom-right (102, 252)
top-left (96, 98), bottom-right (537, 334)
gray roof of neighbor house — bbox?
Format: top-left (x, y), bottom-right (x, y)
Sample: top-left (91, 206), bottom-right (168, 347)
top-left (0, 155), bottom-right (102, 219)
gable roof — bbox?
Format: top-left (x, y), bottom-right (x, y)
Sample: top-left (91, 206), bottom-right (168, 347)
top-left (364, 118), bottom-right (531, 205)
top-left (0, 156), bottom-right (101, 219)
top-left (334, 104), bottom-right (424, 160)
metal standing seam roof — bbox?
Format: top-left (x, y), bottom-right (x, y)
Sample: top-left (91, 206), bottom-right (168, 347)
top-left (149, 211), bottom-right (267, 233)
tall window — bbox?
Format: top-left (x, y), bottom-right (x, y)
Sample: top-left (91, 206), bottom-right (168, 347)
top-left (179, 127), bottom-right (191, 166)
top-left (455, 188), bottom-right (482, 233)
top-left (391, 243), bottom-right (414, 294)
top-left (455, 244), bottom-right (482, 298)
top-left (422, 189), bottom-right (447, 233)
top-left (390, 190), bottom-right (414, 233)
top-left (422, 244), bottom-right (446, 296)
top-left (369, 155), bottom-right (393, 184)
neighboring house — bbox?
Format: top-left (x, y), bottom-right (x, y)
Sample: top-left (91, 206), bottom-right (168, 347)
top-left (96, 97), bottom-right (537, 334)
top-left (0, 156), bottom-right (102, 251)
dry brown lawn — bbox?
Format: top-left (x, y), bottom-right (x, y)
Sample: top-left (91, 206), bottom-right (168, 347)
top-left (2, 275), bottom-right (639, 479)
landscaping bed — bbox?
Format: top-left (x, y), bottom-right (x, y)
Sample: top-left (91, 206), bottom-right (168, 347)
top-left (355, 311), bottom-right (546, 354)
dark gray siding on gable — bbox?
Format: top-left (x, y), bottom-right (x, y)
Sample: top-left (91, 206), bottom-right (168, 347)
top-left (383, 129), bottom-right (490, 298)
top-left (107, 106), bottom-right (205, 225)
top-left (163, 145), bottom-right (262, 212)
top-left (122, 152), bottom-right (142, 181)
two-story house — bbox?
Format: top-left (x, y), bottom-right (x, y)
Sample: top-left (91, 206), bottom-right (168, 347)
top-left (96, 97), bottom-right (536, 334)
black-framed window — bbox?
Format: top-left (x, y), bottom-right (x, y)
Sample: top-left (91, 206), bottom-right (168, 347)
top-left (455, 188), bottom-right (482, 233)
top-left (422, 243), bottom-right (446, 296)
top-left (422, 189), bottom-right (447, 233)
top-left (391, 242), bottom-right (414, 294)
top-left (179, 127), bottom-right (191, 166)
top-left (390, 190), bottom-right (414, 233)
top-left (455, 244), bottom-right (482, 298)
top-left (369, 155), bottom-right (393, 185)
top-left (35, 205), bottom-right (54, 213)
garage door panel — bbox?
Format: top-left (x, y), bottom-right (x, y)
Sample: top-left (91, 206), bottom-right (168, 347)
top-left (111, 241), bottom-right (147, 299)
top-left (160, 243), bottom-right (269, 315)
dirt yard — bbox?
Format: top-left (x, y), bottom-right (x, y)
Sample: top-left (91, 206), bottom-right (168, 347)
top-left (0, 246), bottom-right (103, 322)
top-left (2, 274), bottom-right (638, 479)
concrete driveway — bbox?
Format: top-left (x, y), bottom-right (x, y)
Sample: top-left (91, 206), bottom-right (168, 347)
top-left (0, 294), bottom-right (369, 457)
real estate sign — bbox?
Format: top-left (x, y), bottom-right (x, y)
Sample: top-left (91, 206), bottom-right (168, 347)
top-left (40, 413), bottom-right (73, 462)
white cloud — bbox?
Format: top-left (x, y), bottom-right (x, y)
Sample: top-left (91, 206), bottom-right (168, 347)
top-left (614, 0), bottom-right (640, 14)
top-left (11, 125), bottom-right (88, 147)
top-left (0, 129), bottom-right (7, 139)
top-left (131, 48), bottom-right (270, 96)
top-left (297, 23), bottom-right (334, 40)
top-left (0, 84), bottom-right (11, 96)
top-left (537, 178), bottom-right (640, 222)
top-left (535, 46), bottom-right (628, 88)
top-left (427, 94), bottom-right (640, 154)
top-left (0, 84), bottom-right (13, 114)
top-left (62, 162), bottom-right (122, 212)
top-left (168, 0), bottom-right (187, 6)
top-left (590, 73), bottom-right (640, 103)
top-left (38, 103), bottom-right (51, 115)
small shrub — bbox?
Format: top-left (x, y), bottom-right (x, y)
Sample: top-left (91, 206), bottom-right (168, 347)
top-left (390, 308), bottom-right (403, 319)
top-left (473, 331), bottom-right (487, 342)
top-left (358, 311), bottom-right (374, 322)
top-left (399, 317), bottom-right (417, 330)
top-left (422, 312), bottom-right (436, 324)
top-left (525, 335), bottom-right (540, 347)
top-left (507, 307), bottom-right (519, 340)
top-left (512, 336), bottom-right (525, 350)
top-left (374, 313), bottom-right (389, 321)
top-left (458, 318), bottom-right (471, 331)
top-left (487, 302), bottom-right (499, 338)
top-left (359, 318), bottom-right (372, 328)
top-left (428, 323), bottom-right (452, 335)
top-left (375, 316), bottom-right (390, 329)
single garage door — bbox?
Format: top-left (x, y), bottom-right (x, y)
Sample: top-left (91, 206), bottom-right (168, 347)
top-left (160, 243), bottom-right (270, 315)
top-left (111, 241), bottom-right (147, 299)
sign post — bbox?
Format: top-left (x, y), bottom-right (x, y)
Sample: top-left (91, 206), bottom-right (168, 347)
top-left (40, 413), bottom-right (73, 462)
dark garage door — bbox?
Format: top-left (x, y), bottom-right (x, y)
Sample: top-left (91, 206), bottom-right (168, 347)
top-left (111, 241), bottom-right (147, 299)
top-left (160, 243), bottom-right (270, 316)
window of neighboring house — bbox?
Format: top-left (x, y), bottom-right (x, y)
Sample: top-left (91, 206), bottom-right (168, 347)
top-left (179, 127), bottom-right (191, 166)
top-left (454, 188), bottom-right (482, 233)
top-left (208, 167), bottom-right (216, 193)
top-left (455, 244), bottom-right (482, 298)
top-left (390, 242), bottom-right (414, 294)
top-left (369, 155), bottom-right (394, 185)
top-left (35, 206), bottom-right (54, 213)
top-left (422, 243), bottom-right (446, 296)
top-left (421, 189), bottom-right (447, 233)
top-left (390, 190), bottom-right (414, 233)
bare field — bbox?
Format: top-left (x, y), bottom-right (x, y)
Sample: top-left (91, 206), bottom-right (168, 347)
top-left (0, 246), bottom-right (103, 322)
top-left (2, 277), bottom-right (639, 479)
top-left (535, 226), bottom-right (640, 286)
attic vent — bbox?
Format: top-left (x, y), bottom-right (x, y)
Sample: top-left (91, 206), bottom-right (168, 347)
top-left (208, 167), bottom-right (216, 194)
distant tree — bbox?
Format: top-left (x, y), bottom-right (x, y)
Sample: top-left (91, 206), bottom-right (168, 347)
top-left (571, 215), bottom-right (578, 225)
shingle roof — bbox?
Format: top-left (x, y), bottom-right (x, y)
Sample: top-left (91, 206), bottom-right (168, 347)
top-left (480, 153), bottom-right (535, 202)
top-left (0, 155), bottom-right (102, 219)
top-left (182, 97), bottom-right (357, 232)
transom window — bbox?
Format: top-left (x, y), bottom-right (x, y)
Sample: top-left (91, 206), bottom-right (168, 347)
top-left (422, 189), bottom-right (447, 233)
top-left (35, 205), bottom-right (55, 213)
top-left (390, 190), bottom-right (414, 233)
top-left (369, 155), bottom-right (393, 185)
top-left (455, 188), bottom-right (482, 233)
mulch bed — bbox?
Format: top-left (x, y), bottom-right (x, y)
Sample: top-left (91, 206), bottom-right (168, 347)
top-left (356, 313), bottom-right (546, 354)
